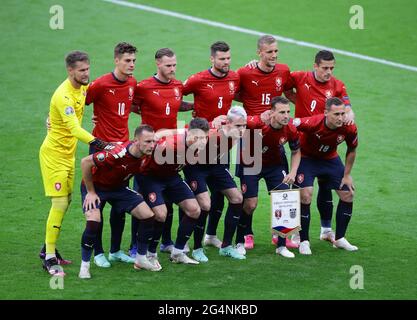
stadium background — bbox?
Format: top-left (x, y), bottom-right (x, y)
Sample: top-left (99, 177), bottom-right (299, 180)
top-left (1, 0), bottom-right (416, 299)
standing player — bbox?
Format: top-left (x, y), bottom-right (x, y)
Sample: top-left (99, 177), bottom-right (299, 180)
top-left (236, 35), bottom-right (293, 249)
top-left (285, 50), bottom-right (354, 244)
top-left (182, 41), bottom-right (240, 249)
top-left (133, 48), bottom-right (192, 130)
top-left (78, 125), bottom-right (159, 279)
top-left (129, 48), bottom-right (193, 256)
top-left (293, 97), bottom-right (358, 255)
top-left (137, 118), bottom-right (210, 266)
top-left (235, 96), bottom-right (301, 258)
top-left (83, 42), bottom-right (138, 268)
top-left (39, 51), bottom-right (115, 276)
top-left (183, 106), bottom-right (248, 261)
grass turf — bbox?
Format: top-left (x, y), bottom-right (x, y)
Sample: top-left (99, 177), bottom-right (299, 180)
top-left (0, 0), bottom-right (416, 299)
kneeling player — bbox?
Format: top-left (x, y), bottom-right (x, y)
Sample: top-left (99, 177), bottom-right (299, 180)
top-left (236, 96), bottom-right (301, 258)
top-left (136, 118), bottom-right (209, 266)
top-left (293, 97), bottom-right (358, 255)
top-left (79, 125), bottom-right (160, 279)
top-left (183, 106), bottom-right (248, 261)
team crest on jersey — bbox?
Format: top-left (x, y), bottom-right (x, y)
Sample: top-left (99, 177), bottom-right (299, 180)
top-left (275, 77), bottom-right (282, 91)
top-left (279, 137), bottom-right (287, 145)
top-left (54, 182), bottom-right (61, 191)
top-left (148, 192), bottom-right (157, 203)
top-left (174, 87), bottom-right (180, 100)
top-left (325, 90), bottom-right (333, 98)
top-left (275, 209), bottom-right (282, 219)
top-left (229, 81), bottom-right (235, 94)
top-left (337, 135), bottom-right (345, 144)
top-left (190, 181), bottom-right (198, 192)
top-left (96, 153), bottom-right (106, 162)
top-left (241, 184), bottom-right (247, 194)
top-left (297, 173), bottom-right (304, 184)
top-left (64, 106), bottom-right (75, 116)
top-left (128, 87), bottom-right (134, 101)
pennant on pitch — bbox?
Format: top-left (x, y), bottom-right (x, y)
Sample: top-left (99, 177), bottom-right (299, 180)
top-left (270, 189), bottom-right (301, 238)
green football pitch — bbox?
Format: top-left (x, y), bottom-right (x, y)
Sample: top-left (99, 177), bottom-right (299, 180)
top-left (1, 0), bottom-right (417, 300)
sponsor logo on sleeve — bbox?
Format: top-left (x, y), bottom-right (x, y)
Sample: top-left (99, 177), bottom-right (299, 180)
top-left (96, 153), bottom-right (106, 162)
top-left (64, 106), bottom-right (75, 115)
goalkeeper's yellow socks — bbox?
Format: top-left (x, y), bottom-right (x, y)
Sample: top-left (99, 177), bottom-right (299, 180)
top-left (45, 196), bottom-right (68, 258)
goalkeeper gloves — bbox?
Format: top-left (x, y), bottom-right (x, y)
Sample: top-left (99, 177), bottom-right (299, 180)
top-left (90, 138), bottom-right (114, 151)
top-left (90, 139), bottom-right (127, 159)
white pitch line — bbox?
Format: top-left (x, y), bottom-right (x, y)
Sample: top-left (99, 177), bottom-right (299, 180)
top-left (102, 0), bottom-right (417, 73)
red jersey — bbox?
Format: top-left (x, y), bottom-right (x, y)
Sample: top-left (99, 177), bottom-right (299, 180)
top-left (88, 141), bottom-right (147, 190)
top-left (288, 71), bottom-right (351, 118)
top-left (183, 69), bottom-right (240, 121)
top-left (243, 115), bottom-right (300, 167)
top-left (237, 64), bottom-right (292, 116)
top-left (134, 76), bottom-right (183, 131)
top-left (141, 133), bottom-right (198, 177)
top-left (292, 114), bottom-right (358, 160)
top-left (86, 73), bottom-right (137, 142)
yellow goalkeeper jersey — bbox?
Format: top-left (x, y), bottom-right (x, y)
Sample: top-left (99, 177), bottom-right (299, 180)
top-left (41, 78), bottom-right (94, 157)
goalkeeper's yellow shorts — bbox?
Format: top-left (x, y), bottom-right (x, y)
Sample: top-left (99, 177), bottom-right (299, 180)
top-left (39, 144), bottom-right (75, 197)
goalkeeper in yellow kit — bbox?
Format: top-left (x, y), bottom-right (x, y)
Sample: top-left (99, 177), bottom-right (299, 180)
top-left (39, 51), bottom-right (116, 276)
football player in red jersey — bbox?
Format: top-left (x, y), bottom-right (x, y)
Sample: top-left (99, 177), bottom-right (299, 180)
top-left (85, 42), bottom-right (138, 267)
top-left (133, 48), bottom-right (193, 131)
top-left (292, 97), bottom-right (358, 255)
top-left (182, 41), bottom-right (241, 249)
top-left (137, 118), bottom-right (210, 265)
top-left (235, 96), bottom-right (301, 258)
top-left (78, 125), bottom-right (160, 278)
top-left (285, 50), bottom-right (355, 244)
top-left (236, 35), bottom-right (292, 116)
top-left (183, 41), bottom-right (240, 121)
top-left (183, 106), bottom-right (248, 261)
top-left (235, 35), bottom-right (294, 249)
top-left (87, 43), bottom-right (137, 143)
top-left (129, 48), bottom-right (193, 256)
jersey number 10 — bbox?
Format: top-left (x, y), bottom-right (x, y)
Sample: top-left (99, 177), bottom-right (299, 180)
top-left (118, 102), bottom-right (125, 116)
